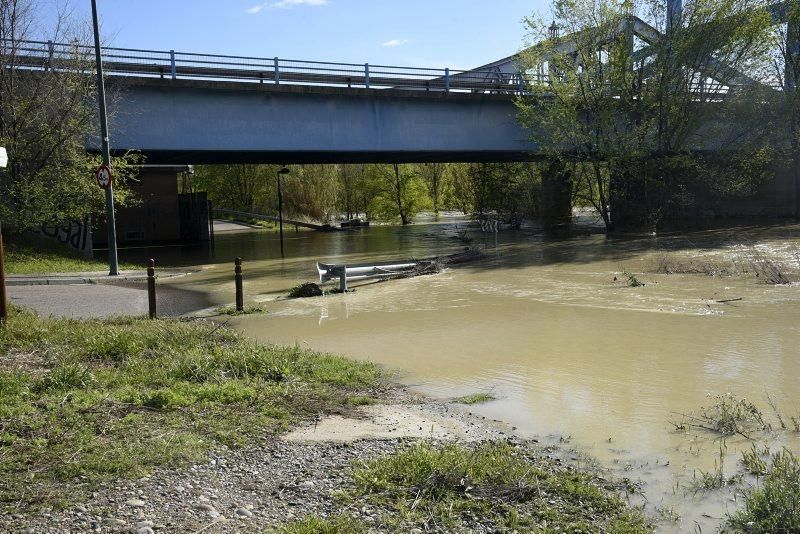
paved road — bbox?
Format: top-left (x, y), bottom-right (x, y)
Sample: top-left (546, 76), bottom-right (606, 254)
top-left (7, 281), bottom-right (211, 319)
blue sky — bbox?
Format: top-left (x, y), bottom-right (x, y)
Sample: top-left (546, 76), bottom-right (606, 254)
top-left (41, 0), bottom-right (549, 70)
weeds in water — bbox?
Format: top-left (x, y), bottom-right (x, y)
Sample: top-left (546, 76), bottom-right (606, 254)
top-left (652, 254), bottom-right (737, 277)
top-left (728, 449), bottom-right (800, 532)
top-left (215, 304), bottom-right (268, 316)
top-left (692, 440), bottom-right (742, 491)
top-left (655, 505), bottom-right (680, 523)
top-left (741, 443), bottom-right (771, 477)
top-left (747, 248), bottom-right (799, 285)
top-left (453, 392), bottom-right (497, 405)
top-left (288, 283), bottom-right (324, 298)
top-left (674, 393), bottom-right (769, 438)
top-left (620, 269), bottom-right (645, 287)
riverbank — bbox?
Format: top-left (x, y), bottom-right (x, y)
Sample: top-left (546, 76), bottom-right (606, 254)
top-left (0, 307), bottom-right (651, 532)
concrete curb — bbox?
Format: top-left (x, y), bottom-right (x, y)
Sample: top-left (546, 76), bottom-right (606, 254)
top-left (7, 272), bottom-right (191, 287)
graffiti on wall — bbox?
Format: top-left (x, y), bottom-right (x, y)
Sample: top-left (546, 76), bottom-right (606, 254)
top-left (30, 219), bottom-right (93, 258)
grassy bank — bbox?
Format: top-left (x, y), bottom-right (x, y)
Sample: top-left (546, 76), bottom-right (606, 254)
top-left (4, 241), bottom-right (137, 274)
top-left (0, 307), bottom-right (383, 511)
top-left (281, 441), bottom-right (651, 532)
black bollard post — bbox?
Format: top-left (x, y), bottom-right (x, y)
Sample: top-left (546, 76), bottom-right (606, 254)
top-left (235, 257), bottom-right (244, 312)
top-left (147, 259), bottom-right (157, 319)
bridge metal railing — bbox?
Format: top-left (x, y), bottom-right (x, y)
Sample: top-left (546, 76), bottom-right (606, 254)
top-left (7, 39), bottom-right (531, 94)
top-left (6, 39), bottom-right (777, 97)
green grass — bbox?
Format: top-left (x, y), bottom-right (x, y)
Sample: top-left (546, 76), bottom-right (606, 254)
top-left (0, 306), bottom-right (383, 512)
top-left (277, 515), bottom-right (368, 534)
top-left (215, 304), bottom-right (268, 316)
top-left (4, 241), bottom-right (137, 275)
top-left (279, 441), bottom-right (651, 533)
top-left (728, 449), bottom-right (800, 532)
top-left (452, 392), bottom-right (497, 405)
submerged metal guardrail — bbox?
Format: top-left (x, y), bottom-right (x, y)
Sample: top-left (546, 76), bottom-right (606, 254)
top-left (317, 259), bottom-right (431, 292)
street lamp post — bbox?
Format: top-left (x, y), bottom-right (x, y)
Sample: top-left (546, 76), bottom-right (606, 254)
top-left (277, 167), bottom-right (291, 258)
top-left (90, 0), bottom-right (120, 276)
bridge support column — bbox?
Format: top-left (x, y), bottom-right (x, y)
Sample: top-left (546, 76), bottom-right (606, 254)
top-left (540, 160), bottom-right (573, 228)
top-left (787, 10), bottom-right (800, 217)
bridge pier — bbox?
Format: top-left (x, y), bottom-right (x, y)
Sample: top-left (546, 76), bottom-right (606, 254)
top-left (540, 160), bottom-right (573, 227)
top-left (787, 11), bottom-right (800, 218)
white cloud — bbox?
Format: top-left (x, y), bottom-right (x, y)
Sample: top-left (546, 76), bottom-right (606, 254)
top-left (381, 39), bottom-right (407, 47)
top-left (246, 0), bottom-right (328, 13)
top-left (273, 0), bottom-right (329, 8)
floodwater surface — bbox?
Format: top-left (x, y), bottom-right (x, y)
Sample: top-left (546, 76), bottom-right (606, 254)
top-left (159, 216), bottom-right (800, 531)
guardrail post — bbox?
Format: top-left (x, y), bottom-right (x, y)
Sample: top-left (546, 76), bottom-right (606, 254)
top-left (338, 266), bottom-right (347, 292)
top-left (147, 259), bottom-right (157, 319)
top-left (274, 57), bottom-right (280, 84)
top-left (235, 257), bottom-right (244, 312)
top-left (47, 40), bottom-right (54, 71)
top-left (364, 63), bottom-right (370, 89)
top-left (169, 50), bottom-right (176, 79)
top-left (445, 68), bottom-right (450, 92)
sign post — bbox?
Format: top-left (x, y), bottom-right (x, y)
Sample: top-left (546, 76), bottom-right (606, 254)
top-left (91, 0), bottom-right (120, 276)
top-left (0, 147), bottom-right (9, 325)
top-left (95, 164), bottom-right (112, 190)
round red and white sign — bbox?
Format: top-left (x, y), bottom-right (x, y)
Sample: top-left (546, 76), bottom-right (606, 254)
top-left (96, 165), bottom-right (112, 190)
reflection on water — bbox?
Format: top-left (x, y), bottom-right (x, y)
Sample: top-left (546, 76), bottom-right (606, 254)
top-left (166, 217), bottom-right (800, 531)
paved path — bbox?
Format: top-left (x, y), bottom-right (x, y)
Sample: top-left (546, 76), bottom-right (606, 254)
top-left (7, 281), bottom-right (211, 319)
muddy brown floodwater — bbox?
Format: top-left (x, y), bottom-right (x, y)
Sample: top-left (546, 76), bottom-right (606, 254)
top-left (158, 216), bottom-right (800, 532)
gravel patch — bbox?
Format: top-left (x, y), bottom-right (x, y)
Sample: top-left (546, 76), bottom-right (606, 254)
top-left (1, 395), bottom-right (515, 533)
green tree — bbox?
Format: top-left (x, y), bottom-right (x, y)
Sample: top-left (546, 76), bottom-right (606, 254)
top-left (282, 165), bottom-right (340, 221)
top-left (190, 164), bottom-right (276, 213)
top-left (517, 0), bottom-right (776, 230)
top-left (0, 0), bottom-right (137, 232)
top-left (371, 164), bottom-right (429, 225)
top-left (416, 163), bottom-right (449, 215)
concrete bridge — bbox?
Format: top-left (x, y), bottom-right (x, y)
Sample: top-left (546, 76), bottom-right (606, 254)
top-left (103, 76), bottom-right (535, 164)
top-left (16, 0), bottom-right (790, 166)
top-left (5, 39), bottom-right (535, 164)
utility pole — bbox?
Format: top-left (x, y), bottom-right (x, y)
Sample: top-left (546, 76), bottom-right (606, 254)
top-left (91, 0), bottom-right (119, 275)
top-left (0, 147), bottom-right (9, 325)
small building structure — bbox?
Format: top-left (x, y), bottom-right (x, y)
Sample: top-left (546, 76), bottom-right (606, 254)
top-left (93, 165), bottom-right (211, 247)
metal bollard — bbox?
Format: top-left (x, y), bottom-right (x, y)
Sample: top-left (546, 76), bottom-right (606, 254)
top-left (235, 257), bottom-right (244, 312)
top-left (147, 259), bottom-right (157, 319)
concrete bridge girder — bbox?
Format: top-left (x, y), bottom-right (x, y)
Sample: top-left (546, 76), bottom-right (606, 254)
top-left (99, 78), bottom-right (539, 164)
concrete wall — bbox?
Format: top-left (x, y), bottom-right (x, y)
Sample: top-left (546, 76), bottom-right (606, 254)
top-left (93, 168), bottom-right (182, 246)
top-left (100, 78), bottom-right (537, 164)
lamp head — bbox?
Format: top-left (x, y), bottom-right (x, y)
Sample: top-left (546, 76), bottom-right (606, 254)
top-left (279, 167), bottom-right (291, 175)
